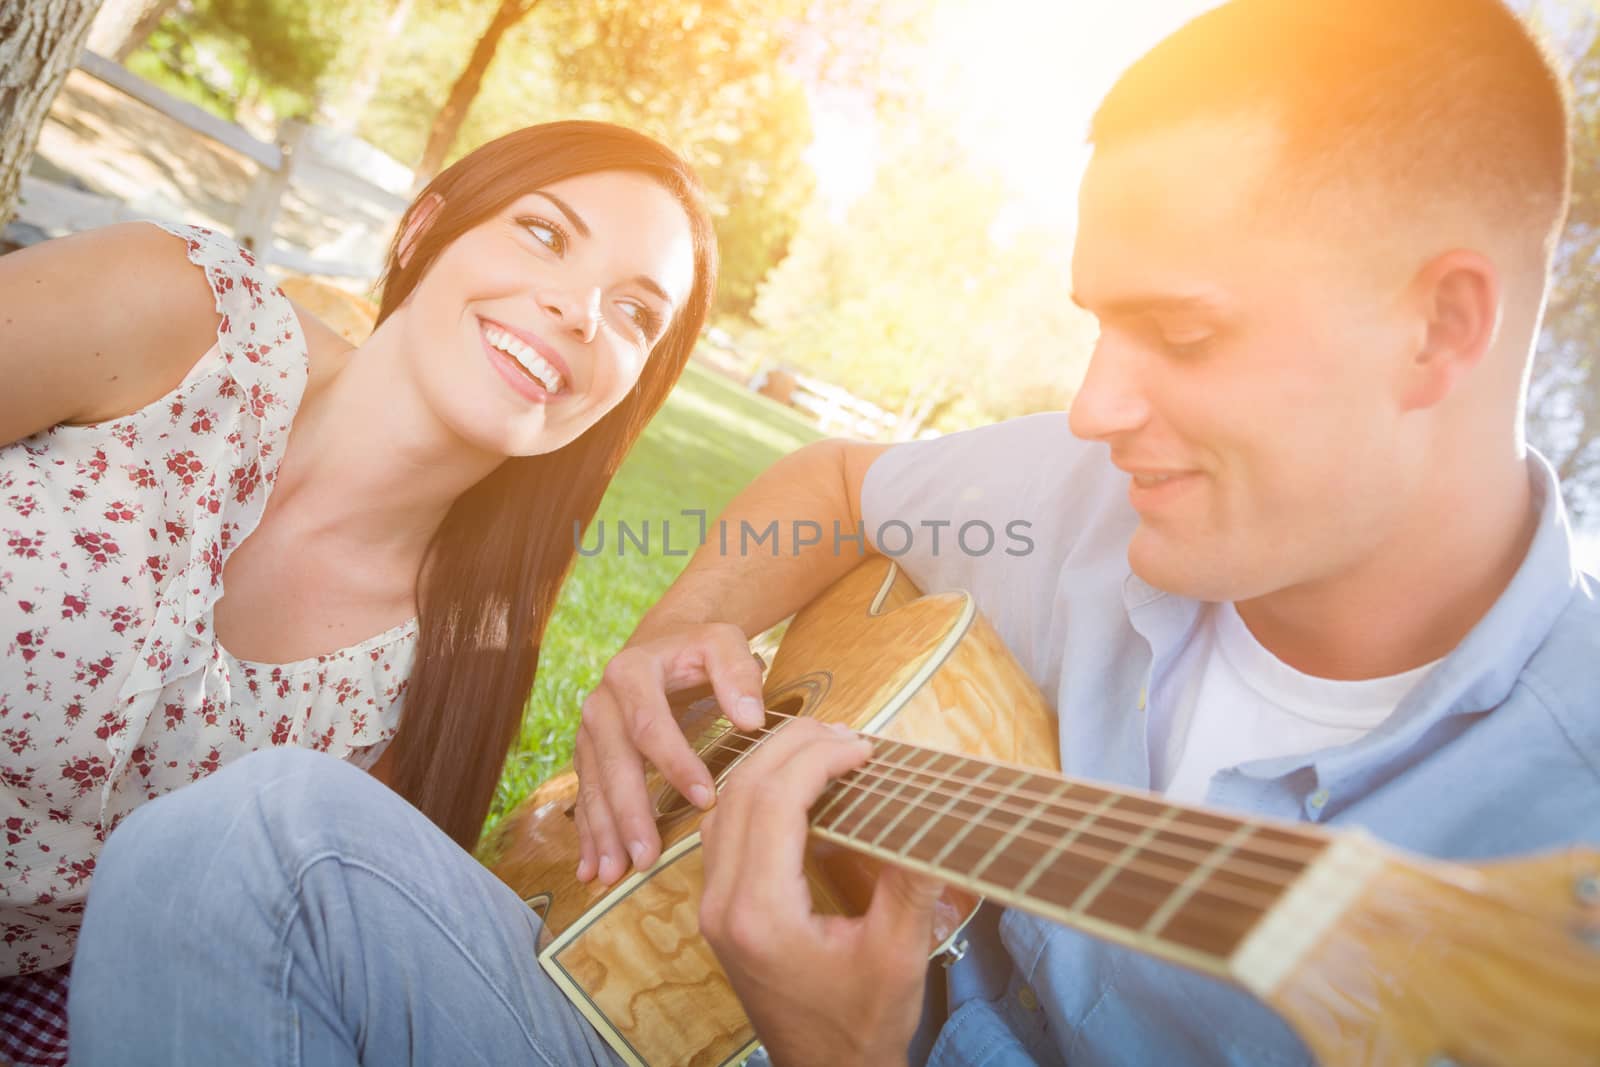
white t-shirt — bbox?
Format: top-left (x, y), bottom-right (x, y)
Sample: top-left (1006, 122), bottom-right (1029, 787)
top-left (1150, 602), bottom-right (1439, 803)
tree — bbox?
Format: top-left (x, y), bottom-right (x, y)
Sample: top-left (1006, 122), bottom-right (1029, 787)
top-left (750, 129), bottom-right (1097, 433)
top-left (85, 0), bottom-right (177, 60)
top-left (412, 0), bottom-right (541, 183)
top-left (0, 0), bottom-right (102, 230)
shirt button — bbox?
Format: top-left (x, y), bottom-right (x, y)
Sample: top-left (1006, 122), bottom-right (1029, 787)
top-left (1308, 789), bottom-right (1331, 811)
top-left (1137, 686), bottom-right (1147, 711)
top-left (1017, 985), bottom-right (1039, 1011)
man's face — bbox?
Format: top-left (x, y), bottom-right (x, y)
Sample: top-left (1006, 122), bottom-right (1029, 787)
top-left (1069, 115), bottom-right (1423, 603)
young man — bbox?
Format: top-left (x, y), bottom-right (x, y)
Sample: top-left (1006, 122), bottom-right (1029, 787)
top-left (70, 1), bottom-right (1597, 1064)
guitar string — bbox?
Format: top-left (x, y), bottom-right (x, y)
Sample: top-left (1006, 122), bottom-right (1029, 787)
top-left (689, 728), bottom-right (1308, 920)
top-left (693, 717), bottom-right (1321, 880)
top-left (686, 721), bottom-right (1584, 953)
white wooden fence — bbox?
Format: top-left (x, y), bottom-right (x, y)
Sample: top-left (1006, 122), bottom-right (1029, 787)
top-left (15, 49), bottom-right (411, 280)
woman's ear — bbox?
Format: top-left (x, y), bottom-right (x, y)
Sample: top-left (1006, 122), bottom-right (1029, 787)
top-left (397, 193), bottom-right (445, 269)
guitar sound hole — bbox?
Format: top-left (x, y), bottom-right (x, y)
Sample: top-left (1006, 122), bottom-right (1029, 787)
top-left (654, 696), bottom-right (806, 823)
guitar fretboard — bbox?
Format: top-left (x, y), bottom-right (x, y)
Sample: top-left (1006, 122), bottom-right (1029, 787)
top-left (714, 725), bottom-right (1331, 975)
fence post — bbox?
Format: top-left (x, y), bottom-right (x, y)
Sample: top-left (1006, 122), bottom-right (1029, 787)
top-left (234, 119), bottom-right (306, 255)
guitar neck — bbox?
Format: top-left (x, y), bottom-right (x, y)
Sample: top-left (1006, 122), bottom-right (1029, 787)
top-left (802, 733), bottom-right (1383, 990)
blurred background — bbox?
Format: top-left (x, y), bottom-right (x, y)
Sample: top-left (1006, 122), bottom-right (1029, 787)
top-left (4, 0), bottom-right (1597, 828)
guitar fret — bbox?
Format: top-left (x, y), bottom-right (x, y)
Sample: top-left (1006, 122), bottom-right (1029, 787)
top-left (967, 776), bottom-right (1071, 884)
top-left (897, 761), bottom-right (997, 860)
top-left (832, 739), bottom-right (940, 838)
top-left (928, 764), bottom-right (1011, 867)
top-left (1070, 805), bottom-right (1181, 915)
top-left (1142, 822), bottom-right (1258, 937)
top-left (812, 752), bottom-right (878, 829)
top-left (1014, 789), bottom-right (1120, 897)
top-left (867, 745), bottom-right (950, 847)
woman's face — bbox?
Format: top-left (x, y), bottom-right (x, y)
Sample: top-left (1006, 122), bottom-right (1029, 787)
top-left (398, 170), bottom-right (697, 457)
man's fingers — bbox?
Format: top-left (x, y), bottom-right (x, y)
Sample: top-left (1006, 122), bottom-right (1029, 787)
top-left (865, 865), bottom-right (944, 954)
top-left (576, 689), bottom-right (655, 882)
top-left (604, 650), bottom-right (720, 813)
top-left (696, 628), bottom-right (767, 731)
top-left (721, 720), bottom-right (874, 913)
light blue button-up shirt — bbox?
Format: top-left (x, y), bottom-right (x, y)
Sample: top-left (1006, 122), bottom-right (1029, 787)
top-left (861, 414), bottom-right (1600, 1066)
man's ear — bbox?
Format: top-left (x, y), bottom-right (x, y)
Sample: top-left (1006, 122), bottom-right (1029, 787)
top-left (397, 193), bottom-right (444, 270)
top-left (1400, 248), bottom-right (1500, 411)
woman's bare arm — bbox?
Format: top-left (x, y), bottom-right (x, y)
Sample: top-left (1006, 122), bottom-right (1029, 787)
top-left (0, 222), bottom-right (221, 446)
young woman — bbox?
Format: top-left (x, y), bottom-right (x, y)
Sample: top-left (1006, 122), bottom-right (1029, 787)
top-left (0, 120), bottom-right (717, 1062)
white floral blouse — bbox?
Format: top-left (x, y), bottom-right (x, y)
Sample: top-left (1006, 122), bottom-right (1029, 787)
top-left (0, 223), bottom-right (414, 975)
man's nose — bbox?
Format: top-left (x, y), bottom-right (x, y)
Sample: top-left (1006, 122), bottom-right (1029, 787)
top-left (1067, 337), bottom-right (1151, 442)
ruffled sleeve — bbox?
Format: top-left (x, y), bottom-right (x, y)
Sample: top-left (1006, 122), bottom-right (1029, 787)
top-left (106, 224), bottom-right (308, 788)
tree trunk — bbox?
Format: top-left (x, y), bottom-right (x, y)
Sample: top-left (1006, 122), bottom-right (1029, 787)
top-left (322, 0), bottom-right (416, 133)
top-left (84, 0), bottom-right (174, 61)
top-left (412, 0), bottom-right (539, 186)
top-left (0, 0), bottom-right (103, 231)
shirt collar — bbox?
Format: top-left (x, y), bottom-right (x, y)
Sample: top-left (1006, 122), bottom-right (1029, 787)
top-left (1121, 451), bottom-right (1582, 789)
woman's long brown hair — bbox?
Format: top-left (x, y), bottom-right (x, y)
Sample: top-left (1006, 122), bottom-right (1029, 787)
top-left (372, 122), bottom-right (717, 849)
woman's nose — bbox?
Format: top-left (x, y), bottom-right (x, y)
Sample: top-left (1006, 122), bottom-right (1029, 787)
top-left (542, 287), bottom-right (602, 343)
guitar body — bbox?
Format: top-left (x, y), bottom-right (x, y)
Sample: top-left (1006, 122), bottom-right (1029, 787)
top-left (484, 557), bottom-right (1059, 1067)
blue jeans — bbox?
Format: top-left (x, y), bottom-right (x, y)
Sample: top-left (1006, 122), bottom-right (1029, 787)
top-left (69, 747), bottom-right (624, 1066)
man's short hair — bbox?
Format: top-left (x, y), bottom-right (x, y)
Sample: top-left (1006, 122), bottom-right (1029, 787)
top-left (1089, 0), bottom-right (1572, 250)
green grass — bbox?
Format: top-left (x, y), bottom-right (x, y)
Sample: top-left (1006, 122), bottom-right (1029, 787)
top-left (484, 360), bottom-right (822, 838)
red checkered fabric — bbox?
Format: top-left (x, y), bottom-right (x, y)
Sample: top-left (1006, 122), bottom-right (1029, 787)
top-left (0, 964), bottom-right (70, 1066)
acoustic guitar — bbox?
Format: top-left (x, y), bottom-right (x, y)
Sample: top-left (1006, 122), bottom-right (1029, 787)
top-left (482, 556), bottom-right (1600, 1067)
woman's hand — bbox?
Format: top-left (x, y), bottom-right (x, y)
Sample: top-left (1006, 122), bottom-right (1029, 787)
top-left (699, 717), bottom-right (941, 1067)
top-left (573, 622), bottom-right (766, 884)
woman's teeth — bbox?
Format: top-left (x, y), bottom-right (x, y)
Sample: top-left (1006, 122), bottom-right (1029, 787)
top-left (483, 324), bottom-right (566, 394)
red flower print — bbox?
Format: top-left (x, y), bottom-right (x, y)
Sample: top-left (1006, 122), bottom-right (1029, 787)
top-left (13, 628), bottom-right (46, 662)
top-left (165, 449), bottom-right (206, 489)
top-left (311, 725), bottom-right (338, 752)
top-left (7, 530), bottom-right (44, 559)
top-left (5, 815), bottom-right (34, 846)
top-left (1, 727), bottom-right (32, 756)
top-left (198, 492), bottom-right (222, 515)
top-left (7, 494), bottom-right (38, 518)
top-left (72, 529), bottom-right (121, 570)
top-left (189, 745), bottom-right (223, 779)
top-left (59, 754), bottom-right (108, 798)
top-left (63, 700), bottom-right (85, 726)
top-left (54, 857), bottom-right (95, 890)
top-left (127, 462), bottom-right (158, 489)
top-left (239, 247), bottom-right (257, 267)
top-left (112, 421), bottom-right (140, 449)
top-left (199, 697), bottom-right (221, 727)
top-left (270, 715), bottom-right (294, 745)
top-left (190, 409), bottom-right (216, 434)
top-left (76, 655), bottom-right (116, 691)
top-left (92, 710), bottom-right (126, 739)
top-left (217, 377), bottom-right (239, 400)
top-left (169, 398), bottom-right (186, 421)
top-left (102, 501), bottom-right (137, 523)
top-left (230, 461), bottom-right (261, 504)
top-left (164, 518), bottom-right (187, 544)
top-left (228, 717), bottom-right (246, 742)
top-left (60, 593), bottom-right (87, 618)
top-left (104, 604), bottom-right (141, 634)
top-left (200, 541), bottom-right (223, 584)
top-left (146, 553), bottom-right (168, 585)
top-left (78, 449), bottom-right (109, 483)
top-left (163, 702), bottom-right (185, 730)
top-left (130, 745), bottom-right (156, 778)
top-left (1, 765), bottom-right (34, 791)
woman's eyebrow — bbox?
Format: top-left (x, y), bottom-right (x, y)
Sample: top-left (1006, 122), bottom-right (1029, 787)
top-left (635, 276), bottom-right (673, 307)
top-left (531, 191), bottom-right (590, 238)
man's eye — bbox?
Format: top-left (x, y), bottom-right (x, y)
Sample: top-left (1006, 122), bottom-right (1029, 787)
top-left (516, 216), bottom-right (567, 254)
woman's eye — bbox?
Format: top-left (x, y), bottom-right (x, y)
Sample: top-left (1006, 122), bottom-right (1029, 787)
top-left (517, 216), bottom-right (567, 254)
top-left (621, 301), bottom-right (663, 340)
